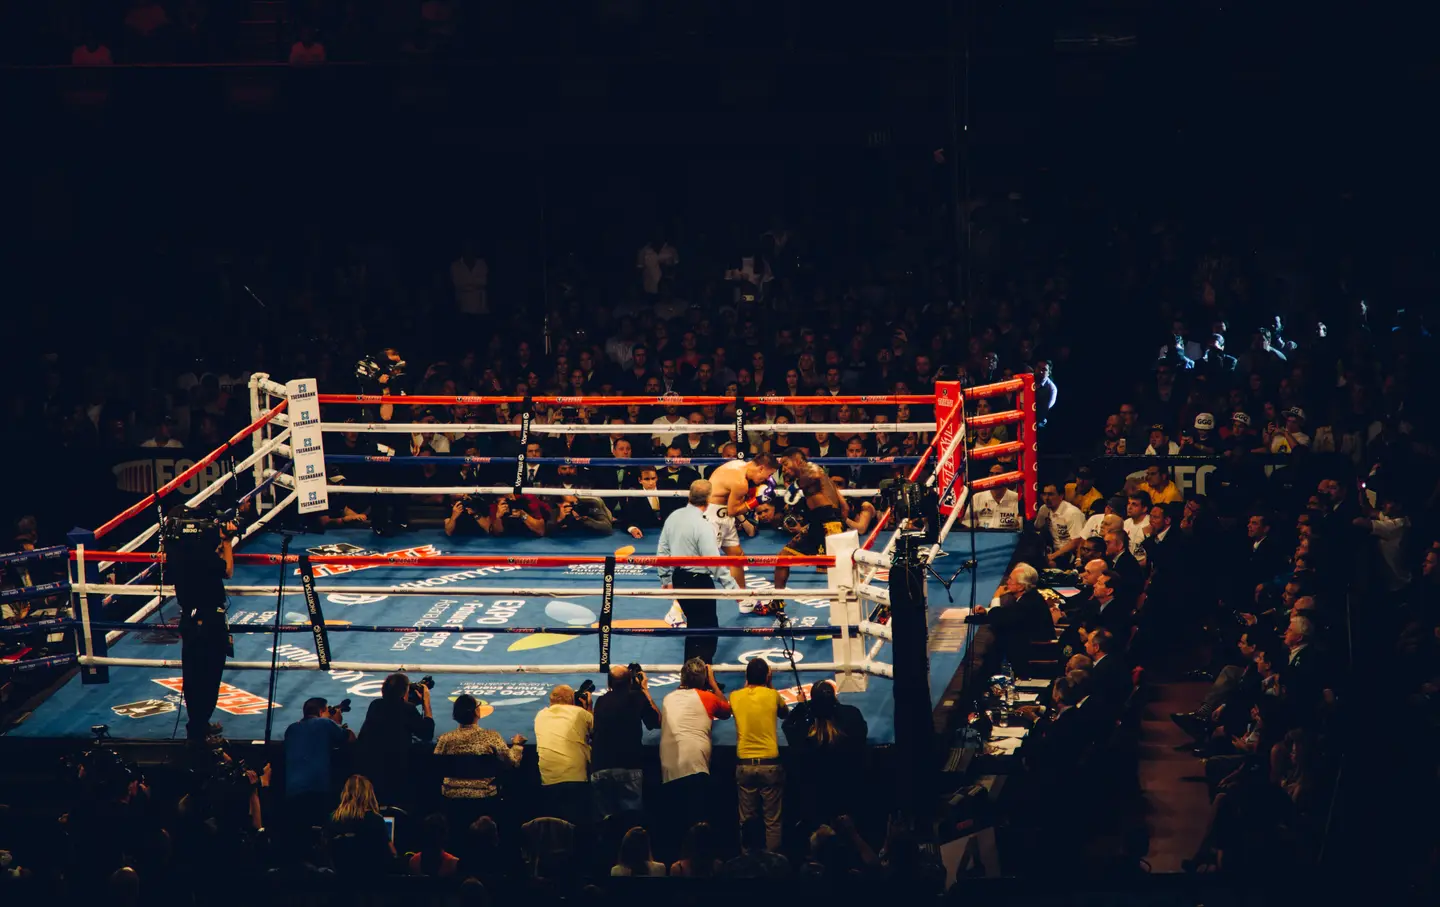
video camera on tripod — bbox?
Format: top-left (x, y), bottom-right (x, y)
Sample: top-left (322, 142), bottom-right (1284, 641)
top-left (879, 477), bottom-right (926, 533)
top-left (356, 349), bottom-right (407, 392)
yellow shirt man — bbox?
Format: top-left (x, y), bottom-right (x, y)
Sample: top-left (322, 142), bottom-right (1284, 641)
top-left (731, 681), bottom-right (787, 759)
top-left (534, 689), bottom-right (593, 785)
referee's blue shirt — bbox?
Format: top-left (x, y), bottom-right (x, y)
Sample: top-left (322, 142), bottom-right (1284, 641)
top-left (656, 505), bottom-right (742, 590)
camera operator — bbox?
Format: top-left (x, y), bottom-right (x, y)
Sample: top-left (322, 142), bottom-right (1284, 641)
top-left (488, 492), bottom-right (547, 538)
top-left (534, 684), bottom-right (594, 825)
top-left (168, 505), bottom-right (235, 746)
top-left (61, 747), bottom-right (159, 895)
top-left (283, 697), bottom-right (355, 829)
top-left (590, 664), bottom-right (660, 821)
top-left (444, 495), bottom-right (494, 537)
top-left (546, 495), bottom-right (614, 536)
top-left (356, 672), bottom-right (435, 809)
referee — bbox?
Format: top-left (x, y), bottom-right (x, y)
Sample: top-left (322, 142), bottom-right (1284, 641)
top-left (657, 480), bottom-right (741, 665)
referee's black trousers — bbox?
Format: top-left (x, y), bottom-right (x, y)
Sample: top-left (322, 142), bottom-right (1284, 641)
top-left (673, 570), bottom-right (718, 664)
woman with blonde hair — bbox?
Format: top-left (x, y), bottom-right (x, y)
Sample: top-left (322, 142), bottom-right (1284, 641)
top-left (327, 774), bottom-right (396, 870)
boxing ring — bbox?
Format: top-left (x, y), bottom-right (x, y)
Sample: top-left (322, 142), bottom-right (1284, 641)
top-left (2, 376), bottom-right (1037, 746)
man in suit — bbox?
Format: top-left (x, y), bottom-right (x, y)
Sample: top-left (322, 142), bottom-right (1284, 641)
top-left (1280, 614), bottom-right (1327, 724)
top-left (655, 445), bottom-right (701, 519)
top-left (1134, 502), bottom-right (1190, 655)
top-left (601, 438), bottom-right (644, 491)
top-left (616, 466), bottom-right (668, 539)
top-left (967, 562), bottom-right (1056, 677)
top-left (1081, 569), bottom-right (1133, 637)
top-left (1085, 628), bottom-right (1132, 717)
top-left (1104, 529), bottom-right (1144, 607)
top-left (1235, 512), bottom-right (1287, 609)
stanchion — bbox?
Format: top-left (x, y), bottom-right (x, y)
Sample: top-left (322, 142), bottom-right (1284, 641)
top-left (889, 531), bottom-right (935, 820)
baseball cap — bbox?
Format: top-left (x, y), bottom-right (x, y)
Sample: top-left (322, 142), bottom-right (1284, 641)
top-left (1231, 412), bottom-right (1252, 427)
top-left (1284, 406), bottom-right (1306, 421)
top-left (1077, 465), bottom-right (1094, 480)
top-left (1149, 423), bottom-right (1167, 433)
top-left (1194, 413), bottom-right (1215, 431)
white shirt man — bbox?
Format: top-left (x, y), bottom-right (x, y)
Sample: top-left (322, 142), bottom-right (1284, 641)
top-left (450, 253), bottom-right (489, 315)
top-left (1121, 518), bottom-right (1148, 563)
top-left (651, 411), bottom-right (686, 448)
top-left (637, 242), bottom-right (679, 295)
top-left (1035, 495), bottom-right (1086, 561)
top-left (970, 486), bottom-right (1021, 530)
top-left (534, 686), bottom-right (593, 787)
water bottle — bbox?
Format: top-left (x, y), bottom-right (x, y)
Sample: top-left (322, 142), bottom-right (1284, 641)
top-left (1002, 659), bottom-right (1016, 710)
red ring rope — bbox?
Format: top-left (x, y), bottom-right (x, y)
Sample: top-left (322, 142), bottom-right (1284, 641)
top-left (92, 400), bottom-right (289, 541)
top-left (74, 551), bottom-right (835, 568)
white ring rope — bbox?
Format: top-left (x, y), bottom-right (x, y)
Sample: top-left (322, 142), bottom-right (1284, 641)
top-left (309, 421), bottom-right (938, 435)
top-left (76, 655), bottom-right (892, 678)
top-left (79, 582), bottom-right (835, 601)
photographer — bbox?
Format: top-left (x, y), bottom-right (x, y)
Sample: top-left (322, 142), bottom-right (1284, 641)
top-left (545, 495), bottom-right (614, 536)
top-left (356, 673), bottom-right (435, 809)
top-left (283, 697), bottom-right (355, 829)
top-left (534, 684), bottom-right (594, 825)
top-left (488, 492), bottom-right (547, 538)
top-left (168, 505), bottom-right (235, 746)
top-left (590, 664), bottom-right (660, 821)
top-left (444, 495), bottom-right (494, 537)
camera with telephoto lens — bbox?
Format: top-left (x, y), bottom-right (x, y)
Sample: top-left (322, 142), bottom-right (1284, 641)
top-left (356, 351), bottom-right (408, 390)
top-left (60, 725), bottom-right (143, 792)
top-left (576, 678), bottom-right (595, 706)
top-left (407, 675), bottom-right (435, 706)
top-left (627, 662), bottom-right (645, 691)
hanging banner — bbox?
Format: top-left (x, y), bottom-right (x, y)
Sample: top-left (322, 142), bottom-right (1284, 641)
top-left (286, 378), bottom-right (329, 514)
top-left (934, 381), bottom-right (963, 516)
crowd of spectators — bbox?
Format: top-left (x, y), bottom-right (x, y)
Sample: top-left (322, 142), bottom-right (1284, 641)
top-left (3, 117), bottom-right (1435, 892)
top-left (0, 658), bottom-right (946, 902)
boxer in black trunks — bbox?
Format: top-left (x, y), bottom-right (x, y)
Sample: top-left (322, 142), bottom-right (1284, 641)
top-left (764, 447), bottom-right (848, 614)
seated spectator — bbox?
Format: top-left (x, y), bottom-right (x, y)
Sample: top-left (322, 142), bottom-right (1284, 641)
top-left (668, 821), bottom-right (722, 878)
top-left (970, 465), bottom-right (1022, 530)
top-left (611, 826), bottom-right (666, 876)
top-left (1035, 483), bottom-right (1085, 567)
top-left (433, 694), bottom-right (525, 825)
top-left (1144, 423), bottom-right (1181, 456)
top-left (326, 775), bottom-right (396, 872)
top-left (1064, 466), bottom-right (1102, 512)
top-left (720, 816), bottom-right (790, 878)
top-left (288, 27), bottom-right (327, 65)
top-left (408, 813), bottom-right (461, 877)
top-left (71, 34), bottom-right (114, 66)
top-left (968, 563), bottom-right (1056, 676)
top-left (1142, 462), bottom-right (1184, 504)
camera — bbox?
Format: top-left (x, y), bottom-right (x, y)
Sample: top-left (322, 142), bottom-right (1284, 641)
top-left (162, 502), bottom-right (236, 549)
top-left (328, 697), bottom-right (352, 718)
top-left (627, 662), bottom-right (645, 690)
top-left (781, 513), bottom-right (806, 534)
top-left (879, 478), bottom-right (925, 532)
top-left (60, 724), bottom-right (142, 792)
top-left (407, 675), bottom-right (435, 706)
top-left (576, 678), bottom-right (596, 706)
top-left (356, 352), bottom-right (408, 390)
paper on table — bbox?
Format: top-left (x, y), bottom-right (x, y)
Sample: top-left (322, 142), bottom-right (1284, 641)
top-left (1015, 679), bottom-right (1050, 691)
top-left (1014, 692), bottom-right (1040, 704)
top-left (987, 737), bottom-right (1023, 753)
top-left (990, 726), bottom-right (1027, 739)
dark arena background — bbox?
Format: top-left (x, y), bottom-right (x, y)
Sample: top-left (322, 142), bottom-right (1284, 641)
top-left (0, 3), bottom-right (1432, 905)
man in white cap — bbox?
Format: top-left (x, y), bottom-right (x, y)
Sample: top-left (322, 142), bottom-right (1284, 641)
top-left (1223, 411), bottom-right (1254, 449)
top-left (1269, 407), bottom-right (1311, 454)
top-left (1181, 413), bottom-right (1218, 455)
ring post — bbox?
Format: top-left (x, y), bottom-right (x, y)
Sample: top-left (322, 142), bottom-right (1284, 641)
top-left (1019, 372), bottom-right (1039, 520)
top-left (598, 555), bottom-right (616, 672)
top-left (825, 531), bottom-right (865, 692)
top-left (74, 544), bottom-right (109, 684)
